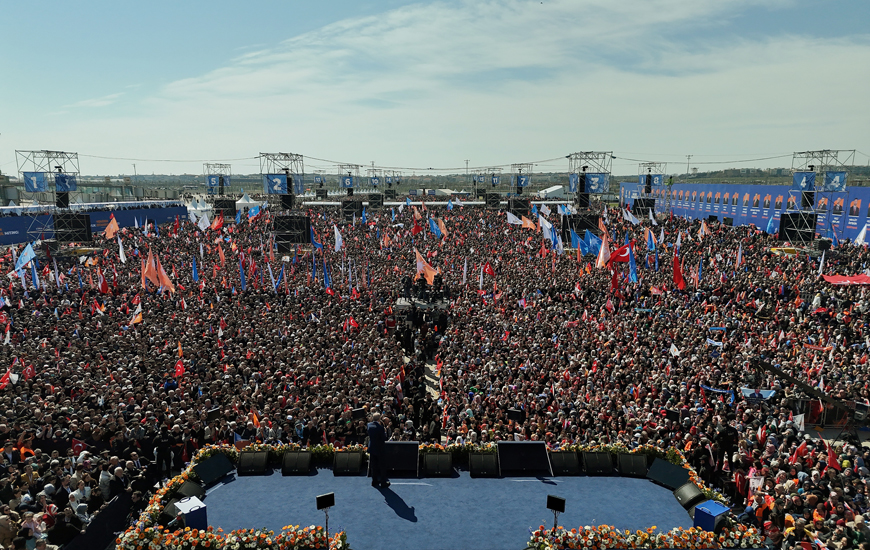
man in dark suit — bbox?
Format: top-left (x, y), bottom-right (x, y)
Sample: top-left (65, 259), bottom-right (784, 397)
top-left (367, 413), bottom-right (390, 489)
top-left (1, 442), bottom-right (20, 466)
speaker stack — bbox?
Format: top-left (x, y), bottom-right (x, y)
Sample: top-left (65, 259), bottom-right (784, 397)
top-left (384, 189), bottom-right (397, 200)
top-left (316, 189), bottom-right (328, 200)
top-left (333, 451), bottom-right (364, 476)
top-left (561, 214), bottom-right (600, 243)
top-left (508, 197), bottom-right (530, 218)
top-left (213, 198), bottom-right (236, 217)
top-left (779, 212), bottom-right (816, 243)
top-left (485, 193), bottom-right (501, 209)
top-left (368, 193), bottom-right (384, 208)
top-left (55, 192), bottom-right (70, 208)
top-left (273, 215), bottom-right (311, 253)
top-left (281, 451), bottom-right (312, 476)
top-left (280, 194), bottom-right (295, 210)
top-left (238, 451), bottom-right (269, 476)
top-left (575, 193), bottom-right (590, 209)
top-left (342, 198), bottom-right (364, 221)
top-left (53, 213), bottom-right (92, 243)
top-left (632, 198), bottom-right (655, 217)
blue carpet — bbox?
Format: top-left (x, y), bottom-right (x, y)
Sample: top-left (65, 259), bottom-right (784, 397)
top-left (205, 470), bottom-right (692, 550)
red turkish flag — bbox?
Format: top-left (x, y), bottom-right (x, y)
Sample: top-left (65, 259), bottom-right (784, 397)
top-left (608, 244), bottom-right (631, 264)
top-left (22, 364), bottom-right (35, 381)
top-left (174, 359), bottom-right (185, 378)
top-left (483, 262), bottom-right (496, 277)
top-left (71, 438), bottom-right (86, 456)
top-left (673, 255), bottom-right (686, 290)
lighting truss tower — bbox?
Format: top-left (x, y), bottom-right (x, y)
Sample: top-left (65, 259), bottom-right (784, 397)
top-left (259, 152), bottom-right (305, 194)
top-left (203, 163), bottom-right (232, 196)
top-left (511, 163), bottom-right (533, 195)
top-left (366, 167), bottom-right (382, 190)
top-left (788, 150), bottom-right (856, 242)
top-left (15, 150), bottom-right (82, 240)
top-left (386, 170), bottom-right (402, 188)
top-left (638, 161), bottom-right (668, 213)
top-left (568, 151), bottom-right (613, 196)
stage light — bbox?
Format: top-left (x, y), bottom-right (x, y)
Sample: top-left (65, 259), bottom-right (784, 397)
top-left (546, 494), bottom-right (565, 534)
top-left (316, 492), bottom-right (335, 545)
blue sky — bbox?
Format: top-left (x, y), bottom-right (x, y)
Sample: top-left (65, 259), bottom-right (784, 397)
top-left (1, 0), bottom-right (868, 177)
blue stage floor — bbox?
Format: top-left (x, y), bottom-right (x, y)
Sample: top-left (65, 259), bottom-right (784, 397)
top-left (204, 469), bottom-right (692, 550)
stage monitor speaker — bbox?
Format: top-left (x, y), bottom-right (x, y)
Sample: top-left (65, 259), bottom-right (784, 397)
top-left (779, 212), bottom-right (816, 243)
top-left (384, 189), bottom-right (397, 200)
top-left (508, 198), bottom-right (530, 217)
top-left (316, 189), bottom-right (328, 200)
top-left (548, 451), bottom-right (581, 476)
top-left (192, 452), bottom-right (235, 486)
top-left (175, 481), bottom-right (205, 500)
top-left (497, 442), bottom-right (552, 477)
top-left (575, 193), bottom-right (590, 209)
top-left (333, 451), bottom-right (364, 476)
top-left (617, 454), bottom-right (648, 478)
top-left (56, 192), bottom-right (70, 208)
top-left (673, 482), bottom-right (706, 512)
top-left (469, 453), bottom-right (499, 478)
top-left (238, 450), bottom-right (269, 476)
top-left (281, 194), bottom-right (295, 210)
top-left (802, 191), bottom-right (815, 209)
top-left (158, 498), bottom-right (182, 527)
top-left (646, 457), bottom-right (690, 490)
top-left (369, 193), bottom-right (384, 208)
top-left (423, 452), bottom-right (453, 477)
top-left (382, 442), bottom-right (419, 476)
top-left (582, 452), bottom-right (613, 476)
top-left (723, 217), bottom-right (734, 226)
top-left (485, 193), bottom-right (501, 209)
top-left (281, 451), bottom-right (312, 475)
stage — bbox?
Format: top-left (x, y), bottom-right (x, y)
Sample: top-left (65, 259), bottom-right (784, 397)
top-left (204, 469), bottom-right (692, 550)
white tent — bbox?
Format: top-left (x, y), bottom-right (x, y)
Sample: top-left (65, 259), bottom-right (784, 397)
top-left (236, 193), bottom-right (264, 209)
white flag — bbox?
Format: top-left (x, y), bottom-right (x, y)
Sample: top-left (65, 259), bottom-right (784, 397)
top-left (659, 227), bottom-right (664, 243)
top-left (675, 231), bottom-right (682, 251)
top-left (479, 264), bottom-right (483, 290)
top-left (333, 225), bottom-right (344, 252)
top-left (649, 209), bottom-right (658, 226)
top-left (117, 235), bottom-right (126, 264)
top-left (462, 258), bottom-right (467, 285)
top-left (595, 235), bottom-right (611, 268)
top-left (506, 212), bottom-right (522, 225)
top-left (188, 210), bottom-right (198, 223)
top-left (623, 209), bottom-right (640, 225)
top-left (818, 250), bottom-right (825, 276)
top-left (670, 344), bottom-right (681, 356)
top-left (856, 224), bottom-right (868, 246)
top-left (197, 213), bottom-right (210, 231)
top-left (540, 204), bottom-right (551, 217)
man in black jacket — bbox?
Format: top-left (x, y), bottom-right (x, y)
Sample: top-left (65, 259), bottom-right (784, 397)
top-left (367, 413), bottom-right (390, 489)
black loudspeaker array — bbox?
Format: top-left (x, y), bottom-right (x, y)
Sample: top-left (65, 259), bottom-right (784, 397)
top-left (56, 192), bottom-right (70, 208)
top-left (423, 453), bottom-right (453, 477)
top-left (316, 189), bottom-right (328, 200)
top-left (582, 452), bottom-right (613, 475)
top-left (281, 451), bottom-right (312, 475)
top-left (274, 215), bottom-right (311, 253)
top-left (469, 453), bottom-right (499, 477)
top-left (368, 193), bottom-right (384, 208)
top-left (485, 193), bottom-right (501, 209)
top-left (54, 213), bottom-right (92, 243)
top-left (192, 453), bottom-right (235, 486)
top-left (238, 451), bottom-right (269, 476)
top-left (779, 212), bottom-right (816, 243)
top-left (342, 198), bottom-right (364, 221)
top-left (213, 198), bottom-right (236, 216)
top-left (508, 198), bottom-right (530, 217)
top-left (632, 198), bottom-right (655, 217)
top-left (281, 194), bottom-right (295, 210)
top-left (575, 193), bottom-right (590, 209)
top-left (548, 451), bottom-right (581, 476)
top-left (384, 189), bottom-right (397, 200)
top-left (617, 453), bottom-right (648, 477)
top-left (673, 482), bottom-right (706, 513)
top-left (333, 451), bottom-right (364, 476)
top-left (561, 214), bottom-right (600, 243)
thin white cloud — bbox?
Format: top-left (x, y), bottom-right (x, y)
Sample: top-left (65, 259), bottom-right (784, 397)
top-left (66, 92), bottom-right (124, 108)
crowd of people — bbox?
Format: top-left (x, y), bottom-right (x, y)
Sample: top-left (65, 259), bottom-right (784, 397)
top-left (0, 193), bottom-right (866, 549)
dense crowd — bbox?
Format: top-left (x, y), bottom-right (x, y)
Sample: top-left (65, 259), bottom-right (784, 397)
top-left (0, 195), bottom-right (867, 549)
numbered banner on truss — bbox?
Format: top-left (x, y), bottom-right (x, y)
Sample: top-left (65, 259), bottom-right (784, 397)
top-left (370, 177), bottom-right (380, 186)
top-left (263, 174), bottom-right (288, 194)
top-left (516, 175), bottom-right (530, 187)
top-left (314, 175), bottom-right (323, 184)
top-left (341, 176), bottom-right (355, 188)
top-left (23, 172), bottom-right (47, 192)
top-left (54, 174), bottom-right (77, 192)
top-left (586, 173), bottom-right (610, 193)
top-left (491, 175), bottom-right (500, 186)
top-left (792, 172), bottom-right (816, 191)
top-left (568, 173), bottom-right (579, 193)
top-left (293, 175), bottom-right (304, 194)
top-left (824, 171), bottom-right (847, 192)
top-left (640, 174), bottom-right (664, 186)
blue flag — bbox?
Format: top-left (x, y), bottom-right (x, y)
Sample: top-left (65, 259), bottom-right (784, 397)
top-left (766, 216), bottom-right (775, 235)
top-left (646, 230), bottom-right (656, 252)
top-left (391, 208), bottom-right (396, 222)
top-left (78, 270), bottom-right (83, 290)
top-left (628, 245), bottom-right (638, 283)
top-left (31, 263), bottom-right (39, 289)
top-left (15, 243), bottom-right (35, 271)
top-left (532, 204), bottom-right (538, 216)
top-left (406, 198), bottom-right (411, 206)
top-left (323, 258), bottom-right (331, 289)
top-left (248, 206), bottom-right (260, 219)
top-left (275, 264), bottom-right (284, 291)
top-left (361, 207), bottom-right (367, 224)
top-left (447, 200), bottom-right (453, 211)
top-left (429, 218), bottom-right (442, 238)
top-left (236, 211), bottom-right (241, 225)
top-left (570, 229), bottom-right (580, 249)
top-left (192, 257), bottom-right (199, 283)
top-left (584, 230), bottom-right (602, 256)
top-left (239, 258), bottom-right (247, 291)
top-left (654, 248), bottom-right (659, 272)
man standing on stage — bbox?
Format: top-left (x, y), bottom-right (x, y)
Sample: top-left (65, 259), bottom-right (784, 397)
top-left (367, 413), bottom-right (390, 489)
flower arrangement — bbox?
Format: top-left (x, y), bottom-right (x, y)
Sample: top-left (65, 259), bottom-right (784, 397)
top-left (117, 445), bottom-right (351, 550)
top-left (526, 524), bottom-right (763, 549)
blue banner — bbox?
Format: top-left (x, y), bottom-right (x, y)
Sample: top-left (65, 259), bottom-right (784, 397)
top-left (23, 172), bottom-right (46, 192)
top-left (207, 175), bottom-right (219, 188)
top-left (54, 173), bottom-right (77, 192)
top-left (263, 174), bottom-right (287, 194)
top-left (516, 174), bottom-right (530, 188)
top-left (385, 176), bottom-right (393, 185)
top-left (293, 174), bottom-right (304, 194)
top-left (370, 177), bottom-right (380, 186)
top-left (638, 174), bottom-right (663, 186)
top-left (314, 175), bottom-right (322, 184)
top-left (792, 171), bottom-right (815, 191)
top-left (824, 171), bottom-right (847, 192)
top-left (491, 176), bottom-right (500, 186)
top-left (568, 173), bottom-right (579, 193)
top-left (341, 176), bottom-right (354, 188)
top-left (586, 173), bottom-right (609, 193)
